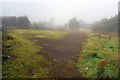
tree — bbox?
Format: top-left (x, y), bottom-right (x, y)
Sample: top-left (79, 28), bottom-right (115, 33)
top-left (92, 15), bottom-right (118, 32)
top-left (31, 21), bottom-right (52, 30)
top-left (17, 16), bottom-right (31, 29)
top-left (68, 18), bottom-right (80, 29)
top-left (2, 16), bottom-right (17, 27)
top-left (2, 16), bottom-right (31, 29)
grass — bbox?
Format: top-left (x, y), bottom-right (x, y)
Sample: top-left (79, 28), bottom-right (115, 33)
top-left (77, 32), bottom-right (119, 78)
top-left (2, 29), bottom-right (68, 78)
top-left (15, 30), bottom-right (68, 39)
top-left (3, 29), bottom-right (119, 78)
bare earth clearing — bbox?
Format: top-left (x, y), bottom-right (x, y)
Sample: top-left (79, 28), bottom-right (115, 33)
top-left (29, 32), bottom-right (88, 78)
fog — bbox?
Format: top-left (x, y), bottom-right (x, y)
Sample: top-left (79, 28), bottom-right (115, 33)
top-left (1, 0), bottom-right (119, 25)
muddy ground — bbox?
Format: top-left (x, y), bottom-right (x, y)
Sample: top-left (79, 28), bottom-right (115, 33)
top-left (30, 31), bottom-right (88, 78)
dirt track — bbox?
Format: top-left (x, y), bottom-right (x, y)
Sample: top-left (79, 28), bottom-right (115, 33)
top-left (31, 31), bottom-right (88, 78)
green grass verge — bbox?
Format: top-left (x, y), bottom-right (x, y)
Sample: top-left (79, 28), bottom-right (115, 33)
top-left (77, 33), bottom-right (119, 78)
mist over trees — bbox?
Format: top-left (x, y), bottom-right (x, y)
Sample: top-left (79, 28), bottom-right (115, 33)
top-left (17, 16), bottom-right (31, 28)
top-left (2, 16), bottom-right (31, 30)
top-left (2, 16), bottom-right (17, 27)
top-left (1, 14), bottom-right (118, 32)
top-left (68, 18), bottom-right (80, 29)
top-left (92, 15), bottom-right (118, 32)
top-left (79, 20), bottom-right (92, 29)
top-left (31, 21), bottom-right (53, 30)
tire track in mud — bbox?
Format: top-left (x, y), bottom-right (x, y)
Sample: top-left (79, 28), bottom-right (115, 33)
top-left (30, 32), bottom-right (88, 78)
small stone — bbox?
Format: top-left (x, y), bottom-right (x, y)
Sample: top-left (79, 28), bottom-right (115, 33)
top-left (85, 67), bottom-right (88, 69)
top-left (8, 56), bottom-right (11, 58)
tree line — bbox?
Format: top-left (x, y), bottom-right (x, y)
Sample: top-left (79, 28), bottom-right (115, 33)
top-left (1, 16), bottom-right (81, 30)
top-left (92, 15), bottom-right (118, 32)
top-left (1, 15), bottom-right (118, 32)
top-left (2, 16), bottom-right (31, 30)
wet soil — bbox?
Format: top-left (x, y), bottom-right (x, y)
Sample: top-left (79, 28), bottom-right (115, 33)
top-left (30, 31), bottom-right (88, 78)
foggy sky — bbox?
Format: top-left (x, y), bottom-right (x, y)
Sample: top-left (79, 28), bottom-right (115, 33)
top-left (1, 0), bottom-right (119, 25)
